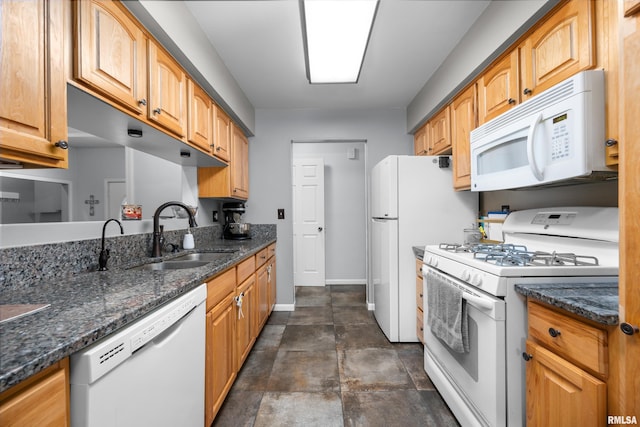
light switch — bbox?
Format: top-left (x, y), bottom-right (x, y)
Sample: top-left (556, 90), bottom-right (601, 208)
top-left (277, 209), bottom-right (285, 219)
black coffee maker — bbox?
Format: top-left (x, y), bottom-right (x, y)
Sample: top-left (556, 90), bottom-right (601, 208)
top-left (222, 202), bottom-right (250, 240)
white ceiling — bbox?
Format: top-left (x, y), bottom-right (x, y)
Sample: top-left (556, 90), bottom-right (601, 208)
top-left (183, 0), bottom-right (491, 110)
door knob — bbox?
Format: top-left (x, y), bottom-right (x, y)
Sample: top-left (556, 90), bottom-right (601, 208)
top-left (318, 227), bottom-right (323, 232)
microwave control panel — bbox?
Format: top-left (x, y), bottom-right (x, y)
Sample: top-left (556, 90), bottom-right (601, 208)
top-left (550, 113), bottom-right (571, 161)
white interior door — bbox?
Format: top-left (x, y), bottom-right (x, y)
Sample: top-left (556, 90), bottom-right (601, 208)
top-left (292, 158), bottom-right (325, 286)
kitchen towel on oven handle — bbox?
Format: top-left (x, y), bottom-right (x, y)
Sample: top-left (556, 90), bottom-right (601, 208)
top-left (425, 270), bottom-right (469, 353)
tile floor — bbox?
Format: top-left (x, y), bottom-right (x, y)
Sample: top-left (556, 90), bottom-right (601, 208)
top-left (212, 285), bottom-right (459, 427)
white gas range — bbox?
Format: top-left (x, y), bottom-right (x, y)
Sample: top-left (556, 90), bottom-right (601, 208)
top-left (422, 206), bottom-right (619, 427)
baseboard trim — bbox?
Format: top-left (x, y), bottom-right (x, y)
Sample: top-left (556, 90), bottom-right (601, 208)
top-left (325, 279), bottom-right (367, 285)
top-left (273, 303), bottom-right (295, 312)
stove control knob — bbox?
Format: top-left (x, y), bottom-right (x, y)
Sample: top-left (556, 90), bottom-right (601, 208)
top-left (461, 271), bottom-right (471, 282)
top-left (472, 274), bottom-right (483, 287)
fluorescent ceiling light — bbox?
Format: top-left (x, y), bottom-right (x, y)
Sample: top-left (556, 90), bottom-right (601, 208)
top-left (301, 0), bottom-right (378, 84)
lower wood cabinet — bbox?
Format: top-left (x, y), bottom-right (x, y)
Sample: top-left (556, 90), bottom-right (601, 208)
top-left (0, 358), bottom-right (70, 427)
top-left (204, 246), bottom-right (276, 423)
top-left (415, 258), bottom-right (424, 344)
top-left (204, 269), bottom-right (236, 427)
top-left (523, 301), bottom-right (609, 427)
top-left (525, 340), bottom-right (606, 427)
top-left (235, 272), bottom-right (256, 368)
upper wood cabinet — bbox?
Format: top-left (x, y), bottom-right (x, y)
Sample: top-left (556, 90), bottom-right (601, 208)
top-left (0, 0), bottom-right (68, 168)
top-left (519, 0), bottom-right (595, 101)
top-left (74, 0), bottom-right (147, 116)
top-left (213, 104), bottom-right (232, 163)
top-left (198, 124), bottom-right (249, 200)
top-left (230, 124), bottom-right (249, 199)
top-left (148, 39), bottom-right (187, 138)
top-left (187, 79), bottom-right (213, 154)
top-left (477, 50), bottom-right (519, 125)
top-left (413, 125), bottom-right (428, 156)
top-left (451, 85), bottom-right (476, 191)
top-left (429, 106), bottom-right (452, 155)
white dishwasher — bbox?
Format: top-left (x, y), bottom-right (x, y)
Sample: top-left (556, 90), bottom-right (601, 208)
top-left (70, 284), bottom-right (206, 427)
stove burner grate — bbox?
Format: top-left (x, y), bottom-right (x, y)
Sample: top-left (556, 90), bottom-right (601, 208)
top-left (440, 242), bottom-right (600, 267)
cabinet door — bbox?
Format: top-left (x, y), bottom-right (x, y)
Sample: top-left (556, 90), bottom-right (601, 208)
top-left (213, 104), bottom-right (232, 163)
top-left (413, 125), bottom-right (428, 156)
top-left (268, 257), bottom-right (277, 313)
top-left (148, 40), bottom-right (187, 137)
top-left (235, 275), bottom-right (256, 368)
top-left (256, 264), bottom-right (269, 330)
top-left (429, 106), bottom-right (451, 155)
top-left (451, 85), bottom-right (476, 191)
top-left (75, 0), bottom-right (147, 115)
top-left (619, 1), bottom-right (640, 415)
top-left (230, 124), bottom-right (249, 200)
top-left (520, 0), bottom-right (595, 100)
top-left (0, 359), bottom-right (69, 426)
top-left (205, 294), bottom-right (236, 426)
top-left (187, 79), bottom-right (213, 153)
top-left (525, 340), bottom-right (606, 427)
top-left (0, 0), bottom-right (68, 168)
top-left (477, 50), bottom-right (519, 125)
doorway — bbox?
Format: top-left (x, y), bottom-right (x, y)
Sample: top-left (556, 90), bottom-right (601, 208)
top-left (291, 140), bottom-right (367, 287)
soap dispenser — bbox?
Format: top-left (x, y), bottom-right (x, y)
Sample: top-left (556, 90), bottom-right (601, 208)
top-left (183, 228), bottom-right (195, 250)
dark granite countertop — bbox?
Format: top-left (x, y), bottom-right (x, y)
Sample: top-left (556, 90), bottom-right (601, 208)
top-left (0, 234), bottom-right (275, 393)
top-left (412, 246), bottom-right (424, 260)
top-left (514, 282), bottom-right (618, 326)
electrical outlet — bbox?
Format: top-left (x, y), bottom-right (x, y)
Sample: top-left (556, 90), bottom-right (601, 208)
top-left (277, 209), bottom-right (285, 220)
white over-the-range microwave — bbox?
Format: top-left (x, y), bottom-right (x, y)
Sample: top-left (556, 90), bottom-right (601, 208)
top-left (470, 69), bottom-right (618, 191)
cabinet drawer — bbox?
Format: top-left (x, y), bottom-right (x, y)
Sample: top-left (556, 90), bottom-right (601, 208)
top-left (417, 308), bottom-right (424, 345)
top-left (237, 255), bottom-right (256, 284)
top-left (416, 276), bottom-right (424, 312)
top-left (206, 268), bottom-right (236, 312)
top-left (527, 301), bottom-right (608, 376)
top-left (267, 243), bottom-right (276, 259)
top-left (256, 248), bottom-right (269, 268)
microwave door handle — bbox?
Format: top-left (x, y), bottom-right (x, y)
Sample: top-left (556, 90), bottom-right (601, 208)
top-left (526, 112), bottom-right (544, 181)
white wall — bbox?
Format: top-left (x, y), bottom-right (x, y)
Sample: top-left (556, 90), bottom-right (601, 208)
top-left (244, 108), bottom-right (411, 307)
top-left (292, 141), bottom-right (367, 285)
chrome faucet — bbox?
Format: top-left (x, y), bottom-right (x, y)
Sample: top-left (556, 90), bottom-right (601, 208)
top-left (98, 219), bottom-right (124, 271)
top-left (152, 201), bottom-right (197, 257)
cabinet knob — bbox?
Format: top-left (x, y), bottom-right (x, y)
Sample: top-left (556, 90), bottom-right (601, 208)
top-left (508, 98), bottom-right (516, 105)
top-left (138, 99), bottom-right (147, 106)
top-left (522, 352), bottom-right (533, 362)
top-left (621, 322), bottom-right (640, 336)
top-left (216, 146), bottom-right (222, 151)
top-left (548, 328), bottom-right (561, 338)
top-left (523, 88), bottom-right (532, 95)
top-left (605, 139), bottom-right (618, 147)
top-left (153, 107), bottom-right (162, 115)
top-left (54, 140), bottom-right (69, 149)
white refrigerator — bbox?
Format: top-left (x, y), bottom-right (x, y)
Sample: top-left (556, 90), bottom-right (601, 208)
top-left (370, 155), bottom-right (478, 342)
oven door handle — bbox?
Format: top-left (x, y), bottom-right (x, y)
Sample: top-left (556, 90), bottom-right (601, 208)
top-left (462, 292), bottom-right (495, 311)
